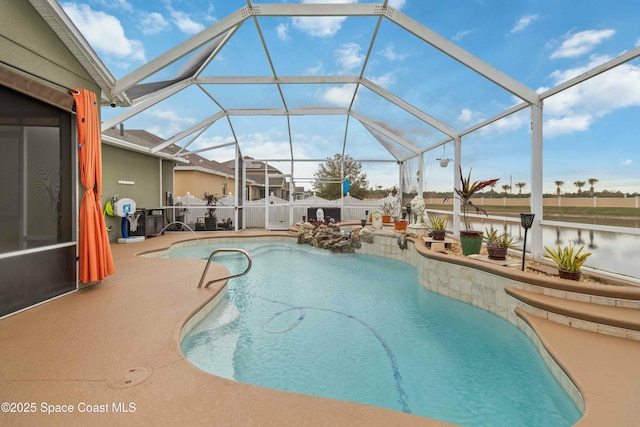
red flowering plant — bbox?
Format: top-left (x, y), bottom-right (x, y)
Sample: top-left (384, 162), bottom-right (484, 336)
top-left (446, 166), bottom-right (499, 231)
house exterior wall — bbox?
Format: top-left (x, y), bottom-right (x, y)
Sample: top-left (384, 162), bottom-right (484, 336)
top-left (174, 170), bottom-right (236, 199)
top-left (0, 1), bottom-right (103, 313)
top-left (102, 145), bottom-right (173, 242)
top-left (0, 1), bottom-right (100, 95)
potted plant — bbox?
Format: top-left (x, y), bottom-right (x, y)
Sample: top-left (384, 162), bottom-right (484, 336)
top-left (544, 243), bottom-right (592, 281)
top-left (394, 218), bottom-right (408, 231)
top-left (483, 227), bottom-right (517, 260)
top-left (428, 214), bottom-right (448, 240)
top-left (380, 198), bottom-right (399, 224)
top-left (203, 193), bottom-right (221, 231)
top-left (445, 166), bottom-right (499, 255)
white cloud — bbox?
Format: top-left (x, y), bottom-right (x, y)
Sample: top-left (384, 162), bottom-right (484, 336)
top-left (458, 108), bottom-right (483, 123)
top-left (169, 8), bottom-right (205, 34)
top-left (551, 29), bottom-right (615, 59)
top-left (305, 62), bottom-right (324, 75)
top-left (480, 112), bottom-right (528, 134)
top-left (62, 2), bottom-right (145, 62)
top-left (276, 23), bottom-right (290, 41)
top-left (292, 16), bottom-right (347, 38)
top-left (379, 44), bottom-right (407, 61)
top-left (510, 14), bottom-right (539, 34)
top-left (140, 12), bottom-right (170, 35)
top-left (546, 54), bottom-right (610, 83)
top-left (147, 109), bottom-right (197, 138)
top-left (544, 115), bottom-right (592, 137)
top-left (96, 0), bottom-right (133, 13)
top-left (452, 29), bottom-right (474, 42)
top-left (622, 159), bottom-right (633, 166)
top-left (317, 85), bottom-right (356, 106)
top-left (388, 0), bottom-right (406, 9)
top-left (290, 0), bottom-right (356, 37)
top-left (335, 42), bottom-right (364, 73)
top-left (370, 72), bottom-right (396, 88)
top-left (541, 55), bottom-right (640, 136)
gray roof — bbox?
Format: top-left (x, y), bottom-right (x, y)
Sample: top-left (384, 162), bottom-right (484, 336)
top-left (102, 127), bottom-right (235, 177)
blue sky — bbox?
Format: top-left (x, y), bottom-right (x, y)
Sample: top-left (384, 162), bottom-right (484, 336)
top-left (62, 0), bottom-right (640, 194)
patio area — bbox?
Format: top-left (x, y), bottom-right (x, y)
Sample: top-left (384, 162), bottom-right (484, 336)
top-left (2, 231), bottom-right (640, 426)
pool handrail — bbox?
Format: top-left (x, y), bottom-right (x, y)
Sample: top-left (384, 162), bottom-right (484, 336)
top-left (198, 248), bottom-right (252, 289)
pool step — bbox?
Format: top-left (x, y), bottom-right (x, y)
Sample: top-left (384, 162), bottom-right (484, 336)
top-left (506, 286), bottom-right (640, 341)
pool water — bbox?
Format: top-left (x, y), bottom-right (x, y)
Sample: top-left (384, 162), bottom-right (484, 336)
top-left (177, 240), bottom-right (581, 426)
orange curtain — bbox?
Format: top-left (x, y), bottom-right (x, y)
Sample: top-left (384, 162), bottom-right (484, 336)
top-left (72, 89), bottom-right (115, 283)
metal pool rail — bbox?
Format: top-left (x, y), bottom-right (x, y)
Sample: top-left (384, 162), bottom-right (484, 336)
top-left (197, 248), bottom-right (252, 289)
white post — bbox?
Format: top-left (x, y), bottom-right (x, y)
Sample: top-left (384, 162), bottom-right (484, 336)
top-left (234, 146), bottom-right (239, 231)
top-left (264, 162), bottom-right (269, 228)
top-left (418, 153), bottom-right (424, 197)
top-left (453, 136), bottom-right (462, 236)
top-left (398, 161), bottom-right (403, 210)
top-left (530, 102), bottom-right (544, 257)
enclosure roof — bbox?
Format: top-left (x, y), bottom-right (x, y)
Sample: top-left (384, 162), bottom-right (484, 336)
top-left (29, 1), bottom-right (539, 161)
top-left (28, 0), bottom-right (640, 192)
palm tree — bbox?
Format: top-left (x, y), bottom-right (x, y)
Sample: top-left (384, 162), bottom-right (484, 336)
top-left (515, 182), bottom-right (526, 196)
top-left (489, 182), bottom-right (497, 195)
top-left (574, 181), bottom-right (586, 195)
top-left (588, 178), bottom-right (598, 196)
top-left (554, 180), bottom-right (564, 197)
top-left (501, 184), bottom-right (511, 195)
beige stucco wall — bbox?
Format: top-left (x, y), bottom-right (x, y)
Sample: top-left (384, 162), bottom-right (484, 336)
top-left (174, 170), bottom-right (236, 199)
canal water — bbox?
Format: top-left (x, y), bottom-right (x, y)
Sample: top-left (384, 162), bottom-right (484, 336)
top-left (464, 217), bottom-right (640, 281)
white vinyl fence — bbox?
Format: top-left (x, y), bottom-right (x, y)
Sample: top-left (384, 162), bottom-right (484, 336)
top-left (169, 194), bottom-right (401, 230)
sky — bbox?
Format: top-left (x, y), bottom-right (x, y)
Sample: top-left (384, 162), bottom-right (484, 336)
top-left (61, 0), bottom-right (640, 195)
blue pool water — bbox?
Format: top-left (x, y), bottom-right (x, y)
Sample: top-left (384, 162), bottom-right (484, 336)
top-left (176, 240), bottom-right (581, 426)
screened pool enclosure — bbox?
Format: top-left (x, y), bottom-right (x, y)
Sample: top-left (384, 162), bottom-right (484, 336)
top-left (36, 1), bottom-right (640, 259)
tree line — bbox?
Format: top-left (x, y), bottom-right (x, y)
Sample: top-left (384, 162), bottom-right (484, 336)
top-left (311, 155), bottom-right (637, 199)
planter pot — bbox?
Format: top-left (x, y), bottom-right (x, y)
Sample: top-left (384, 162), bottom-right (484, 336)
top-left (460, 230), bottom-right (483, 256)
top-left (382, 215), bottom-right (392, 224)
top-left (204, 217), bottom-right (217, 231)
top-left (559, 269), bottom-right (581, 281)
top-left (487, 245), bottom-right (508, 260)
top-left (430, 230), bottom-right (447, 241)
top-left (394, 220), bottom-right (408, 231)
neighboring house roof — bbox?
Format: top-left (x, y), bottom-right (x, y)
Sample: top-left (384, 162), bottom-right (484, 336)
top-left (222, 156), bottom-right (283, 175)
top-left (246, 174), bottom-right (287, 189)
top-left (102, 127), bottom-right (187, 162)
top-left (176, 153), bottom-right (237, 180)
top-left (103, 127), bottom-right (256, 182)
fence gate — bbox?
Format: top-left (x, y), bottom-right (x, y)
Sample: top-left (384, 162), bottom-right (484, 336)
top-left (266, 173), bottom-right (291, 230)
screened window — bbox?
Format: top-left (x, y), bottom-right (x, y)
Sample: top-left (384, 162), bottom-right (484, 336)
top-left (0, 85), bottom-right (73, 254)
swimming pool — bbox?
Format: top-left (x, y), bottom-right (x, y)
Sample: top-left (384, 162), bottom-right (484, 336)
top-left (176, 240), bottom-right (581, 426)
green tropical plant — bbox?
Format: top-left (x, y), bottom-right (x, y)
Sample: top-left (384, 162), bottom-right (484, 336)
top-left (428, 214), bottom-right (448, 231)
top-left (483, 227), bottom-right (517, 248)
top-left (203, 193), bottom-right (221, 218)
top-left (445, 166), bottom-right (499, 230)
top-left (544, 243), bottom-right (592, 272)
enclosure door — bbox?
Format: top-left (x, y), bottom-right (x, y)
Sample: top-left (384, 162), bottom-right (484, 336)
top-left (0, 85), bottom-right (75, 318)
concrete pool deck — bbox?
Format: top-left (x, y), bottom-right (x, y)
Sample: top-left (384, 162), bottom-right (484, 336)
top-left (1, 230), bottom-right (640, 426)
